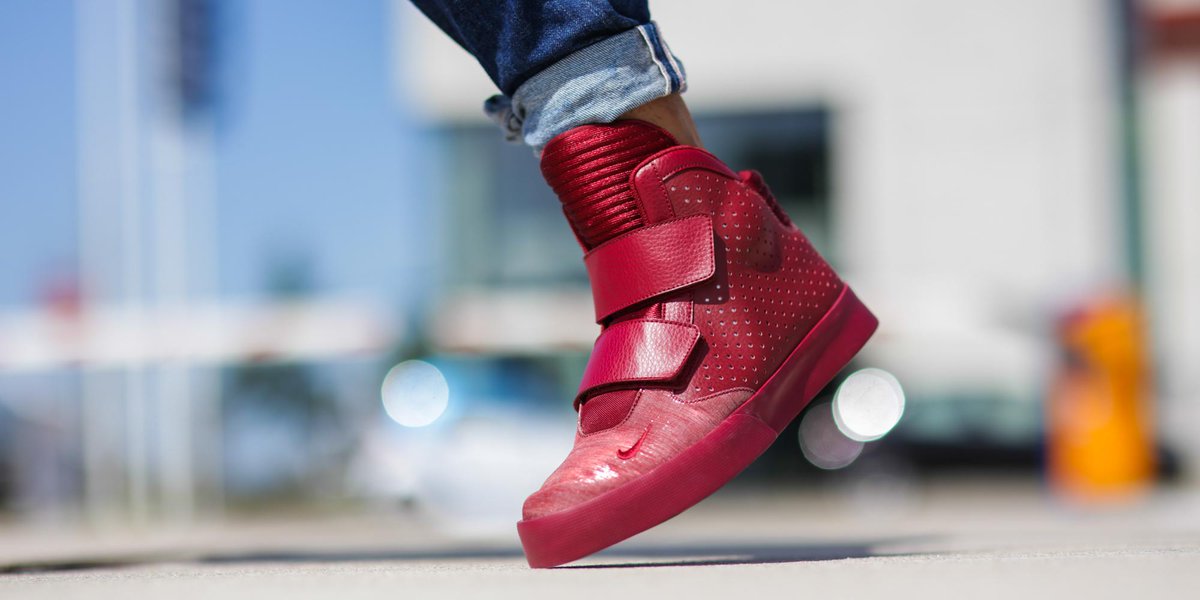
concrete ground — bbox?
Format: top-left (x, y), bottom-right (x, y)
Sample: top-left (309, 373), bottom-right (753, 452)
top-left (1, 480), bottom-right (1198, 599)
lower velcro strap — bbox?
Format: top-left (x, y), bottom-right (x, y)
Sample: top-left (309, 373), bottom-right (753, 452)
top-left (576, 319), bottom-right (701, 405)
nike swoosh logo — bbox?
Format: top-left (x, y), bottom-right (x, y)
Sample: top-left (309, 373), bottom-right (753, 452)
top-left (617, 425), bottom-right (651, 460)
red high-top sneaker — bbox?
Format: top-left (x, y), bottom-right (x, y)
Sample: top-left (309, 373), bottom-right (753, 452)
top-left (517, 121), bottom-right (877, 568)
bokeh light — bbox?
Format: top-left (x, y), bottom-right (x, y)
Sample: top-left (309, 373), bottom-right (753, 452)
top-left (381, 360), bottom-right (450, 427)
top-left (832, 368), bottom-right (905, 442)
top-left (799, 401), bottom-right (864, 470)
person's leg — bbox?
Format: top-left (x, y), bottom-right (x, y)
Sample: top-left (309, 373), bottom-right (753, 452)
top-left (409, 1), bottom-right (877, 569)
top-left (618, 92), bottom-right (701, 147)
top-left (408, 0), bottom-right (694, 149)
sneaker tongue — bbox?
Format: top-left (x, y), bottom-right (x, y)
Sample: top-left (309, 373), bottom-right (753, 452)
top-left (540, 120), bottom-right (678, 249)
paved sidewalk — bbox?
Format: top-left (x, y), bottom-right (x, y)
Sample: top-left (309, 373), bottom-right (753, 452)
top-left (1, 481), bottom-right (1198, 599)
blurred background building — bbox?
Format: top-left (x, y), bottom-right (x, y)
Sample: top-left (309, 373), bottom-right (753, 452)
top-left (0, 0), bottom-right (1198, 532)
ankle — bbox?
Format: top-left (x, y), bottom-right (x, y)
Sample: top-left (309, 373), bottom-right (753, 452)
top-left (616, 94), bottom-right (702, 147)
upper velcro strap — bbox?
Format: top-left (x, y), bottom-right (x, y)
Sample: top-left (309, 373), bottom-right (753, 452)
top-left (576, 319), bottom-right (701, 405)
top-left (584, 215), bottom-right (716, 323)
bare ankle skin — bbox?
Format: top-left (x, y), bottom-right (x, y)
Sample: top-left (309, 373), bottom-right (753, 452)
top-left (617, 94), bottom-right (703, 147)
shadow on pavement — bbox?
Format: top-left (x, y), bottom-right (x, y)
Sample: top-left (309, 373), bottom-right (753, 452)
top-left (0, 538), bottom-right (922, 574)
top-left (566, 540), bottom-right (911, 568)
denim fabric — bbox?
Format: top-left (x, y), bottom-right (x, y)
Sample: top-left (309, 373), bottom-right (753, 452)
top-left (409, 1), bottom-right (651, 96)
top-left (409, 2), bottom-right (686, 151)
top-left (484, 22), bottom-right (685, 150)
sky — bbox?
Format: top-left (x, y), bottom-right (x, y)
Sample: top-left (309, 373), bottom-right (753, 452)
top-left (0, 0), bottom-right (78, 307)
top-left (0, 0), bottom-right (437, 309)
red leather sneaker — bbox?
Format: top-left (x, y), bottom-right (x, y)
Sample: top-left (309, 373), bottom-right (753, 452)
top-left (517, 120), bottom-right (878, 568)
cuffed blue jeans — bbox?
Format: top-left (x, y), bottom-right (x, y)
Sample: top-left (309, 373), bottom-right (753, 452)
top-left (409, 1), bottom-right (687, 151)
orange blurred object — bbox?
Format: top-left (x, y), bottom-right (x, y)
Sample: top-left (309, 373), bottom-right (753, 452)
top-left (1047, 296), bottom-right (1155, 503)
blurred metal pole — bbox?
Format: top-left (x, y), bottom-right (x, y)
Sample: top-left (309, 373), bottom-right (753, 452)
top-left (1113, 0), bottom-right (1147, 290)
top-left (76, 0), bottom-right (106, 525)
top-left (150, 0), bottom-right (197, 524)
top-left (116, 0), bottom-right (151, 525)
top-left (77, 0), bottom-right (132, 525)
top-left (189, 117), bottom-right (225, 518)
top-left (151, 82), bottom-right (195, 524)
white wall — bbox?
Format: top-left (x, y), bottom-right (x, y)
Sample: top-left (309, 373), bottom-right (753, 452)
top-left (1143, 61), bottom-right (1200, 465)
top-left (395, 0), bottom-right (1124, 398)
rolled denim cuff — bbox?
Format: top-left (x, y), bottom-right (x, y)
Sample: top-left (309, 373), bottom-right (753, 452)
top-left (484, 21), bottom-right (687, 152)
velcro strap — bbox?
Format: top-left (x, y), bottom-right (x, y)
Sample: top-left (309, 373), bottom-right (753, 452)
top-left (576, 319), bottom-right (701, 405)
top-left (584, 215), bottom-right (716, 323)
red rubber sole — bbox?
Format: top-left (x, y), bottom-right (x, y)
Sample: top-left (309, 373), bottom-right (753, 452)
top-left (516, 286), bottom-right (878, 568)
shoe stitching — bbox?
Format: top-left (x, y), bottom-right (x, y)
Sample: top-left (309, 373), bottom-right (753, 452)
top-left (676, 386), bottom-right (755, 405)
